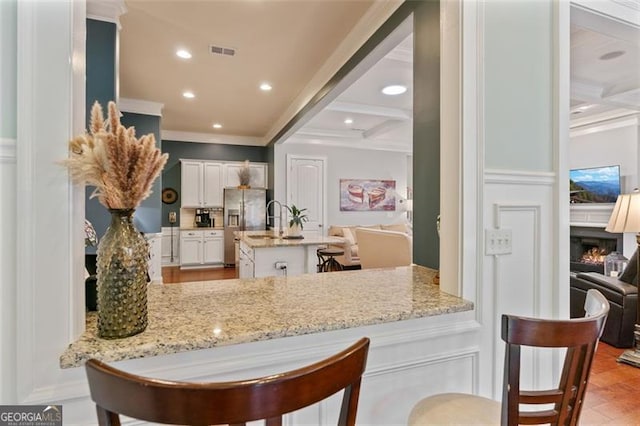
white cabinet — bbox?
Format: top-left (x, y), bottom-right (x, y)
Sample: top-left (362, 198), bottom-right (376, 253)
top-left (145, 233), bottom-right (162, 282)
top-left (180, 229), bottom-right (224, 266)
top-left (181, 160), bottom-right (223, 208)
top-left (181, 161), bottom-right (203, 207)
top-left (238, 241), bottom-right (255, 279)
top-left (203, 230), bottom-right (224, 264)
top-left (180, 231), bottom-right (203, 265)
top-left (203, 162), bottom-right (223, 207)
top-left (223, 163), bottom-right (267, 188)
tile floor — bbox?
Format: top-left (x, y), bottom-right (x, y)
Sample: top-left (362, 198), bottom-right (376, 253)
top-left (581, 341), bottom-right (640, 425)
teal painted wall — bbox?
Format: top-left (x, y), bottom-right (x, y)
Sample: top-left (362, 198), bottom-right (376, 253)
top-left (161, 140), bottom-right (268, 227)
top-left (85, 18), bottom-right (116, 250)
top-left (0, 0), bottom-right (17, 139)
top-left (265, 143), bottom-right (275, 203)
top-left (121, 113), bottom-right (163, 233)
top-left (85, 19), bottom-right (116, 125)
top-left (413, 0), bottom-right (440, 269)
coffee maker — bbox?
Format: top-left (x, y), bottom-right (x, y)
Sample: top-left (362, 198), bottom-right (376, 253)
top-left (195, 209), bottom-right (212, 227)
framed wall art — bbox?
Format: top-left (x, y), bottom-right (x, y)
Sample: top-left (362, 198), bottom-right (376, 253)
top-left (340, 179), bottom-right (396, 211)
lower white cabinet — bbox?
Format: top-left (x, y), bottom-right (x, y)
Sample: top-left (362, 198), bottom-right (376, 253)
top-left (180, 229), bottom-right (224, 267)
top-left (238, 241), bottom-right (255, 279)
top-left (146, 233), bottom-right (162, 283)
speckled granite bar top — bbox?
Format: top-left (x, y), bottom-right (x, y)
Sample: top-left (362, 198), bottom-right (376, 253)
top-left (237, 230), bottom-right (344, 248)
top-left (60, 265), bottom-right (473, 368)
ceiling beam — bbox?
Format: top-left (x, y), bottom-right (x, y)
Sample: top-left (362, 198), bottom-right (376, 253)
top-left (326, 101), bottom-right (411, 120)
top-left (363, 119), bottom-right (405, 139)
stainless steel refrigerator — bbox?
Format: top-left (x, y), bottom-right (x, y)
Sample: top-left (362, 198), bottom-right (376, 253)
top-left (224, 188), bottom-right (267, 265)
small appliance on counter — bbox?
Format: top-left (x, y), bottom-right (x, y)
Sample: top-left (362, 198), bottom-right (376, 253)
top-left (195, 209), bottom-right (212, 227)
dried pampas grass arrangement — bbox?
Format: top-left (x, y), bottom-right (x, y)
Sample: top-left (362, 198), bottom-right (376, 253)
top-left (63, 101), bottom-right (168, 210)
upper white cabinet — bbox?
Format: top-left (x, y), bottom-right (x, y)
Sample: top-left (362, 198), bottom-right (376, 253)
top-left (181, 160), bottom-right (223, 207)
top-left (203, 162), bottom-right (223, 206)
top-left (223, 163), bottom-right (267, 188)
top-left (181, 161), bottom-right (203, 207)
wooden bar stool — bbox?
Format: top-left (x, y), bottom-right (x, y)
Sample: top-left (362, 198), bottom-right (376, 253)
top-left (408, 290), bottom-right (609, 425)
top-left (86, 338), bottom-right (370, 426)
top-left (318, 247), bottom-right (344, 272)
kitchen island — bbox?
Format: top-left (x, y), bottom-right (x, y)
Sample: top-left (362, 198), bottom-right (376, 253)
top-left (235, 229), bottom-right (344, 278)
top-left (59, 266), bottom-right (480, 424)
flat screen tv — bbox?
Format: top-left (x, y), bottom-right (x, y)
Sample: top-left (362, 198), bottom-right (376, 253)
top-left (570, 165), bottom-right (620, 203)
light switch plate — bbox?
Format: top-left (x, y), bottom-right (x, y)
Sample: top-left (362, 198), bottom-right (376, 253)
top-left (485, 229), bottom-right (512, 255)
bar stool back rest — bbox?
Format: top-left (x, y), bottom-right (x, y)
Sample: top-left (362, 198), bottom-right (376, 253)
top-left (86, 337), bottom-right (370, 426)
top-left (408, 289), bottom-right (609, 426)
top-left (501, 289), bottom-right (609, 425)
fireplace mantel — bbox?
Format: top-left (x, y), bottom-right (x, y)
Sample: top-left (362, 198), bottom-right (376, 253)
top-left (570, 204), bottom-right (614, 227)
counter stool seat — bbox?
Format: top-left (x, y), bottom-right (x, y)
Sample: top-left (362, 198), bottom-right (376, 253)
top-left (318, 248), bottom-right (344, 272)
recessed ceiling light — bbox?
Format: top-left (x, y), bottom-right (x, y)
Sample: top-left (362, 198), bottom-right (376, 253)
top-left (183, 91), bottom-right (195, 99)
top-left (382, 85), bottom-right (407, 95)
top-left (344, 118), bottom-right (353, 124)
top-left (212, 123), bottom-right (222, 129)
top-left (260, 82), bottom-right (272, 91)
top-left (599, 50), bottom-right (625, 61)
top-left (176, 49), bottom-right (192, 59)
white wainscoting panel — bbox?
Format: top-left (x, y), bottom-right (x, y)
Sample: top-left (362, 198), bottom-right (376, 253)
top-left (483, 171), bottom-right (557, 399)
top-left (161, 227), bottom-right (180, 265)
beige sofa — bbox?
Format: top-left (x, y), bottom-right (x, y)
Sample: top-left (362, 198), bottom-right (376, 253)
top-left (355, 228), bottom-right (412, 269)
top-left (327, 223), bottom-right (412, 267)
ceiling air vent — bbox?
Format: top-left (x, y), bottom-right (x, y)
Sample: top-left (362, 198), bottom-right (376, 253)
top-left (210, 45), bottom-right (236, 57)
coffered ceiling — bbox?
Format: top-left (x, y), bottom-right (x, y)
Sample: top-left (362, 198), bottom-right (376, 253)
top-left (569, 5), bottom-right (640, 128)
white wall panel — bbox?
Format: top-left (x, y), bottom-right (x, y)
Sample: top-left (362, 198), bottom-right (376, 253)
top-left (482, 172), bottom-right (557, 399)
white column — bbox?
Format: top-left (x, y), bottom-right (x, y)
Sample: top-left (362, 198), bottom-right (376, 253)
top-left (0, 0), bottom-right (18, 403)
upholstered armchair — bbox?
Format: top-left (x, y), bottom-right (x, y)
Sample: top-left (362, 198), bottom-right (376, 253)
top-left (355, 227), bottom-right (412, 269)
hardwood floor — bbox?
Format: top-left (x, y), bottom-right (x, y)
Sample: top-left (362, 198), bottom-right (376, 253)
top-left (162, 266), bottom-right (237, 283)
top-left (161, 265), bottom-right (639, 422)
top-left (581, 342), bottom-right (640, 425)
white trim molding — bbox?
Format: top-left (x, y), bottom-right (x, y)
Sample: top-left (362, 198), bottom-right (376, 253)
top-left (118, 98), bottom-right (163, 117)
top-left (162, 130), bottom-right (263, 146)
top-left (86, 0), bottom-right (126, 27)
top-left (570, 113), bottom-right (639, 137)
top-left (484, 169), bottom-right (556, 185)
top-left (0, 138), bottom-right (16, 163)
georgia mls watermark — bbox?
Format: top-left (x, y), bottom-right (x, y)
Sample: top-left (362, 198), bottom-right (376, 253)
top-left (0, 405), bottom-right (62, 426)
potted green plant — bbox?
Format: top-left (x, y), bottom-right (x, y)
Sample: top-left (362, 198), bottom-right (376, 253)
top-left (286, 204), bottom-right (308, 237)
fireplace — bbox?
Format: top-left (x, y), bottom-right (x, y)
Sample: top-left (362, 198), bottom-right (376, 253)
top-left (570, 226), bottom-right (623, 273)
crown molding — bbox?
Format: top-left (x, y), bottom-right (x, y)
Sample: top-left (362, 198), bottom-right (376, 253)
top-left (118, 98), bottom-right (164, 116)
top-left (572, 0), bottom-right (640, 28)
top-left (570, 114), bottom-right (638, 137)
top-left (162, 130), bottom-right (263, 146)
top-left (86, 0), bottom-right (126, 27)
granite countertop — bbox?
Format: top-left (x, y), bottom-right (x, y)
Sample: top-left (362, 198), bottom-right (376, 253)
top-left (237, 230), bottom-right (344, 248)
top-left (60, 265), bottom-right (473, 368)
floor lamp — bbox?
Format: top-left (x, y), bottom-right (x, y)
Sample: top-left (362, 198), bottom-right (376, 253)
top-left (606, 191), bottom-right (640, 368)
